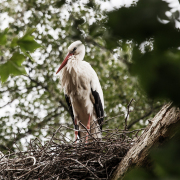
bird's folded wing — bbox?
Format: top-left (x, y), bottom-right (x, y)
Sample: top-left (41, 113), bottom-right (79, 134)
top-left (91, 88), bottom-right (104, 130)
top-left (65, 95), bottom-right (78, 129)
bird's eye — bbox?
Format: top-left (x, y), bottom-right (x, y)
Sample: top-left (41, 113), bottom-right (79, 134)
top-left (73, 47), bottom-right (77, 51)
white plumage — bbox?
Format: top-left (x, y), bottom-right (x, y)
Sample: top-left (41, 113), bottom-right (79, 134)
top-left (56, 40), bottom-right (104, 142)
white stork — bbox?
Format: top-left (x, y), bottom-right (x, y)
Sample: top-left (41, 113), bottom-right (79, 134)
top-left (56, 40), bottom-right (104, 142)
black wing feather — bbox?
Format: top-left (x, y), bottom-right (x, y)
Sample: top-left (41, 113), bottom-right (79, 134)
top-left (65, 94), bottom-right (74, 124)
top-left (65, 95), bottom-right (80, 136)
top-left (91, 88), bottom-right (104, 130)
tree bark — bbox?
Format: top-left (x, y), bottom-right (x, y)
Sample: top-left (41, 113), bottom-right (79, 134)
top-left (111, 103), bottom-right (180, 180)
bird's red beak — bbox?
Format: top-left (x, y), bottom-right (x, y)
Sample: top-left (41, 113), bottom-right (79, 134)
top-left (56, 52), bottom-right (73, 74)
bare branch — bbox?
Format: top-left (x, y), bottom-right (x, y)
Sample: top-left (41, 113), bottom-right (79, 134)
top-left (127, 105), bottom-right (162, 129)
top-left (124, 99), bottom-right (134, 131)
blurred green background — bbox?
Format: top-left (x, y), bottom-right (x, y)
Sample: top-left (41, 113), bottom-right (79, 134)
top-left (0, 0), bottom-right (180, 178)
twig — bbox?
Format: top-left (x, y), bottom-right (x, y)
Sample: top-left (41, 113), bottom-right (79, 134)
top-left (127, 105), bottom-right (162, 129)
top-left (67, 158), bottom-right (100, 179)
top-left (16, 164), bottom-right (44, 179)
top-left (79, 121), bottom-right (97, 141)
top-left (98, 156), bottom-right (103, 167)
top-left (39, 125), bottom-right (62, 162)
top-left (124, 99), bottom-right (134, 131)
top-left (0, 98), bottom-right (15, 108)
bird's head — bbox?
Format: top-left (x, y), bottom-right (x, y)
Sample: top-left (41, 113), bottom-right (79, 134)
top-left (56, 40), bottom-right (85, 74)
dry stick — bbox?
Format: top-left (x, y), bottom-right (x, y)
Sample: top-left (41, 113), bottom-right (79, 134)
top-left (124, 99), bottom-right (134, 131)
top-left (14, 156), bottom-right (37, 166)
top-left (77, 131), bottom-right (104, 143)
top-left (61, 125), bottom-right (86, 133)
top-left (37, 163), bottom-right (49, 176)
top-left (6, 151), bottom-right (10, 171)
top-left (85, 156), bottom-right (97, 166)
top-left (103, 127), bottom-right (122, 140)
top-left (101, 114), bottom-right (124, 126)
top-left (16, 164), bottom-right (44, 180)
top-left (58, 131), bottom-right (73, 143)
top-left (102, 128), bottom-right (144, 134)
top-left (79, 121), bottom-right (97, 141)
top-left (91, 118), bottom-right (101, 137)
top-left (127, 105), bottom-right (162, 129)
top-left (86, 113), bottom-right (123, 131)
top-left (5, 168), bottom-right (25, 171)
top-left (98, 156), bottom-right (103, 167)
top-left (34, 137), bottom-right (44, 148)
top-left (29, 139), bottom-right (38, 154)
top-left (67, 158), bottom-right (100, 179)
top-left (39, 125), bottom-right (62, 162)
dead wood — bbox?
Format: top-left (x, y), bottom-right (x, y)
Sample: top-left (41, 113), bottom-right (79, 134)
top-left (111, 102), bottom-right (180, 180)
top-left (0, 126), bottom-right (137, 179)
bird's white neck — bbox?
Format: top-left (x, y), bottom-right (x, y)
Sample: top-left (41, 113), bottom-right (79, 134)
top-left (76, 53), bottom-right (84, 61)
top-left (76, 45), bottom-right (85, 61)
top-left (63, 55), bottom-right (81, 74)
top-left (60, 44), bottom-right (86, 83)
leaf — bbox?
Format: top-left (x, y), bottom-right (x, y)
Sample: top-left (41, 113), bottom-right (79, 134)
top-left (131, 48), bottom-right (180, 106)
top-left (17, 28), bottom-right (41, 53)
top-left (0, 28), bottom-right (9, 45)
top-left (0, 52), bottom-right (26, 83)
top-left (86, 1), bottom-right (95, 8)
top-left (11, 37), bottom-right (18, 47)
top-left (55, 0), bottom-right (66, 7)
top-left (26, 28), bottom-right (36, 35)
top-left (89, 23), bottom-right (104, 38)
top-left (105, 0), bottom-right (171, 46)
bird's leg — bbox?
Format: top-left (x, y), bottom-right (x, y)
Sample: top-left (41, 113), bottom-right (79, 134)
top-left (86, 115), bottom-right (91, 142)
top-left (74, 119), bottom-right (78, 143)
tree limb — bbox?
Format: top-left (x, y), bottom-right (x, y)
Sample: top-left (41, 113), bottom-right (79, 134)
top-left (127, 105), bottom-right (162, 129)
top-left (111, 102), bottom-right (180, 180)
top-left (124, 99), bottom-right (134, 130)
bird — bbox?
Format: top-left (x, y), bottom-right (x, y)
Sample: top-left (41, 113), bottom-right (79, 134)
top-left (56, 40), bottom-right (104, 142)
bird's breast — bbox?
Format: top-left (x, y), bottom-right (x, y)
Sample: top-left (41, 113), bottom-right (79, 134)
top-left (61, 63), bottom-right (90, 97)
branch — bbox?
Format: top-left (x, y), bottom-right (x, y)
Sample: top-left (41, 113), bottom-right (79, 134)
top-left (111, 102), bottom-right (180, 180)
top-left (79, 121), bottom-right (97, 141)
top-left (127, 105), bottom-right (162, 129)
top-left (0, 99), bottom-right (15, 108)
top-left (124, 99), bottom-right (134, 130)
top-left (39, 125), bottom-right (62, 162)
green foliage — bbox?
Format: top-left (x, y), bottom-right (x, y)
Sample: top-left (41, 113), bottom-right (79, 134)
top-left (0, 0), bottom-right (174, 152)
top-left (0, 52), bottom-right (26, 83)
top-left (55, 0), bottom-right (66, 8)
top-left (132, 49), bottom-right (180, 105)
top-left (17, 28), bottom-right (41, 53)
top-left (0, 28), bottom-right (41, 83)
top-left (124, 168), bottom-right (155, 180)
top-left (106, 0), bottom-right (172, 47)
top-left (124, 131), bottom-right (180, 180)
top-left (102, 1), bottom-right (180, 178)
top-left (0, 0), bottom-right (180, 179)
top-left (0, 28), bottom-right (8, 45)
top-left (105, 0), bottom-right (180, 106)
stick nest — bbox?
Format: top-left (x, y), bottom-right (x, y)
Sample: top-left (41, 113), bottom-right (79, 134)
top-left (0, 126), bottom-right (142, 180)
top-left (0, 100), bottom-right (142, 179)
